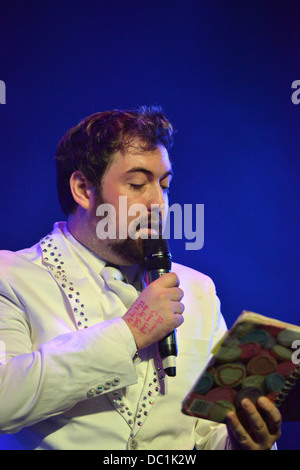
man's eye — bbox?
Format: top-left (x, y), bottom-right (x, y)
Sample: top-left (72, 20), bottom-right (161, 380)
top-left (129, 184), bottom-right (144, 190)
top-left (161, 186), bottom-right (170, 193)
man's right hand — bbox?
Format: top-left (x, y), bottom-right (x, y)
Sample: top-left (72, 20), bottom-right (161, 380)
top-left (123, 272), bottom-right (184, 351)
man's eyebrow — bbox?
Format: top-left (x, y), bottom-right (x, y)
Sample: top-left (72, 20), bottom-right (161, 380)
top-left (124, 167), bottom-right (173, 179)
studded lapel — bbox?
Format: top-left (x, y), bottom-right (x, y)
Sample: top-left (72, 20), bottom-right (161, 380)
top-left (39, 222), bottom-right (129, 330)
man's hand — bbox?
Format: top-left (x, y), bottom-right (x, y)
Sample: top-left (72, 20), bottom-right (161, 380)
top-left (123, 272), bottom-right (184, 350)
top-left (226, 396), bottom-right (282, 450)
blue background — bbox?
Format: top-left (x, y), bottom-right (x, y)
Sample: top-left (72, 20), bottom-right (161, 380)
top-left (0, 0), bottom-right (299, 450)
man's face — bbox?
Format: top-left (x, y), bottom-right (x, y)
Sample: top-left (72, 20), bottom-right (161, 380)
top-left (91, 140), bottom-right (173, 266)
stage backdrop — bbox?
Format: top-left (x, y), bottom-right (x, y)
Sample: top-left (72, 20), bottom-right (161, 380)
top-left (0, 0), bottom-right (299, 450)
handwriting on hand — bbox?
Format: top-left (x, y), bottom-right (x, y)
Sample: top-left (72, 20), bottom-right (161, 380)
top-left (125, 300), bottom-right (164, 334)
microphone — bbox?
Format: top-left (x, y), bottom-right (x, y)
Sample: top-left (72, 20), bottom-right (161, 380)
top-left (143, 235), bottom-right (178, 377)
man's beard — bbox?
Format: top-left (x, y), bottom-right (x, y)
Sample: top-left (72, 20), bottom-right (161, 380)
top-left (93, 189), bottom-right (147, 266)
top-left (107, 236), bottom-right (145, 266)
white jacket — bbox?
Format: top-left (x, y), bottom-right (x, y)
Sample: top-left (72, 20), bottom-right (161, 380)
top-left (0, 222), bottom-right (228, 450)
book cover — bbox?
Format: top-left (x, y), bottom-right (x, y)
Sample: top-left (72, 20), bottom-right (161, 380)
top-left (181, 311), bottom-right (300, 423)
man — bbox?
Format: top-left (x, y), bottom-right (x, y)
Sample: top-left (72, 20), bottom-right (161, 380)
top-left (0, 106), bottom-right (281, 450)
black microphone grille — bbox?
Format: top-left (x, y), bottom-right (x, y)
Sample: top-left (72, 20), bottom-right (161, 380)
top-left (143, 236), bottom-right (169, 256)
top-left (143, 237), bottom-right (172, 271)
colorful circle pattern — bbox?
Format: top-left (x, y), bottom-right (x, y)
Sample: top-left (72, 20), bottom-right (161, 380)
top-left (190, 322), bottom-right (299, 422)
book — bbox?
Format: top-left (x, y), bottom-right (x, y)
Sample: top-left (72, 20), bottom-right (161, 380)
top-left (181, 311), bottom-right (300, 423)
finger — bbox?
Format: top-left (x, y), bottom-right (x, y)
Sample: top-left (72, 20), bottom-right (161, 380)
top-left (257, 397), bottom-right (282, 437)
top-left (226, 411), bottom-right (255, 450)
top-left (154, 272), bottom-right (180, 288)
top-left (174, 312), bottom-right (184, 328)
top-left (240, 398), bottom-right (270, 442)
top-left (166, 287), bottom-right (184, 302)
top-left (174, 301), bottom-right (185, 315)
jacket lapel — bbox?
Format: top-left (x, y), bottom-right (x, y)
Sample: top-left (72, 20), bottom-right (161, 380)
top-left (39, 222), bottom-right (114, 330)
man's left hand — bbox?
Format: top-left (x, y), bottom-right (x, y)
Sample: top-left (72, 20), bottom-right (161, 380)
top-left (226, 396), bottom-right (282, 450)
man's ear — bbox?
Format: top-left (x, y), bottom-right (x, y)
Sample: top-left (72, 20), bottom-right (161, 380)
top-left (69, 171), bottom-right (94, 210)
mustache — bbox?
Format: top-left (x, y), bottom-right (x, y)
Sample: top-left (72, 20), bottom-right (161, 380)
top-left (129, 210), bottom-right (164, 239)
top-left (136, 210), bottom-right (163, 230)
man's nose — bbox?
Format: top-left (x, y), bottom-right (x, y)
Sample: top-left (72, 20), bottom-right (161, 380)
top-left (147, 184), bottom-right (166, 209)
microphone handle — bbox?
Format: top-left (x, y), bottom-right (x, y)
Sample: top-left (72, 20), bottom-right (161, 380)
top-left (145, 269), bottom-right (178, 377)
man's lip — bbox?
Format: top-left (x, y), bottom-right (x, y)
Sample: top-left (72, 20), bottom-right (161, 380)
top-left (137, 227), bottom-right (158, 234)
top-left (135, 227), bottom-right (159, 239)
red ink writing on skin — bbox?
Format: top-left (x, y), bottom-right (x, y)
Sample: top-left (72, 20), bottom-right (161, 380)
top-left (126, 302), bottom-right (164, 334)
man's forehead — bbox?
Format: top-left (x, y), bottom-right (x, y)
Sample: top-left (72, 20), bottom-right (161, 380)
top-left (110, 142), bottom-right (172, 173)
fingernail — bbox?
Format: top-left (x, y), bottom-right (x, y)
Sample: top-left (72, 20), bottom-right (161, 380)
top-left (242, 398), bottom-right (251, 409)
top-left (258, 397), bottom-right (268, 407)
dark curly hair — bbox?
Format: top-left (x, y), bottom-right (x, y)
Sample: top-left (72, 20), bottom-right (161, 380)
top-left (55, 105), bottom-right (175, 215)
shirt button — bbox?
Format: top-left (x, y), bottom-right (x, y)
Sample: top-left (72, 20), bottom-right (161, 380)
top-left (129, 438), bottom-right (138, 450)
top-left (87, 388), bottom-right (96, 397)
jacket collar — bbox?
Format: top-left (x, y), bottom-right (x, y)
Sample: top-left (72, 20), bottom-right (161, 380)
top-left (39, 222), bottom-right (127, 329)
